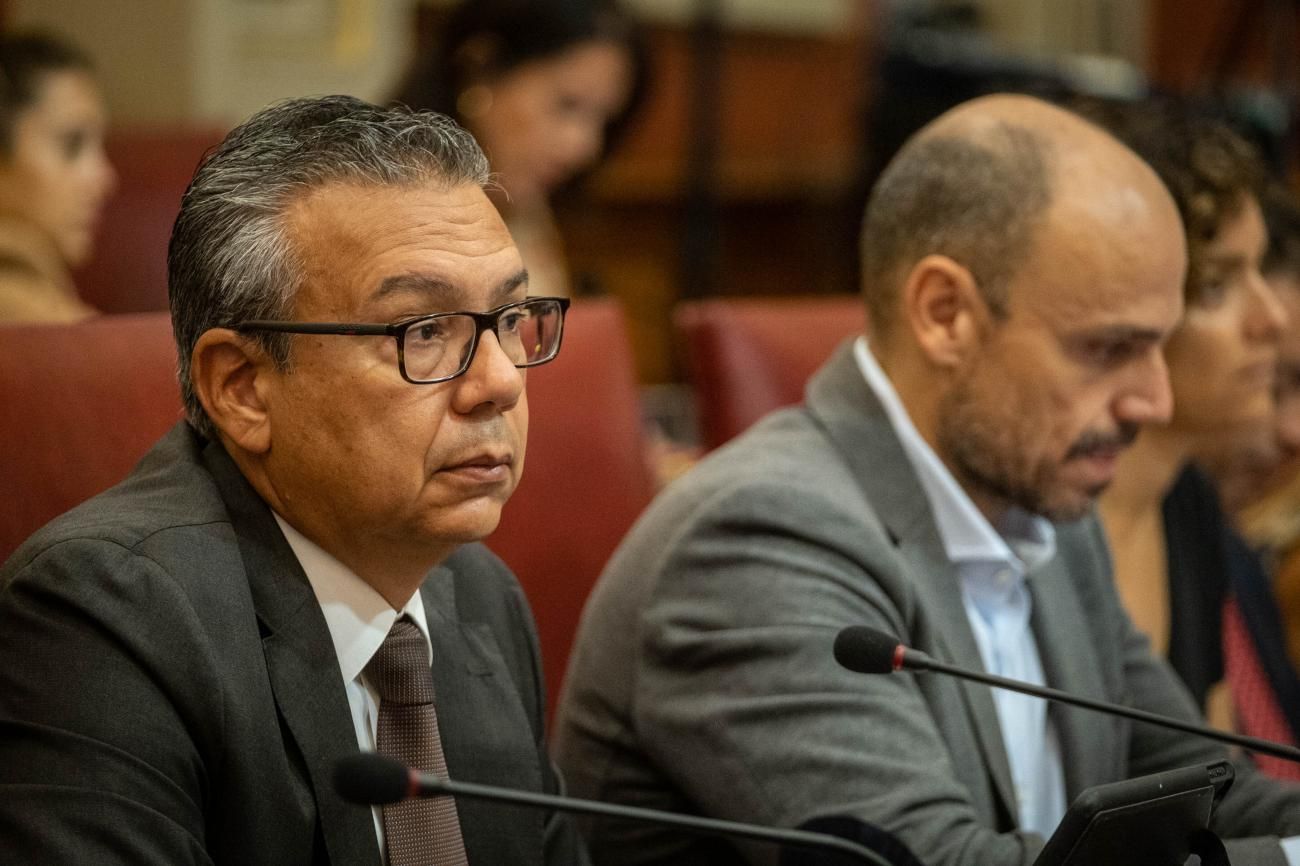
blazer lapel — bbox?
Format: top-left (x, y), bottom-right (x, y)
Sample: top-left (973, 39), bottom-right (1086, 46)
top-left (420, 566), bottom-right (545, 866)
top-left (805, 342), bottom-right (1019, 822)
top-left (1028, 547), bottom-right (1120, 799)
top-left (203, 442), bottom-right (380, 866)
top-left (901, 531), bottom-right (1020, 819)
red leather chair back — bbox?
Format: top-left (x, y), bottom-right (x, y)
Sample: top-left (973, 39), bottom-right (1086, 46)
top-left (675, 295), bottom-right (866, 450)
top-left (75, 128), bottom-right (225, 314)
top-left (0, 313), bottom-right (183, 562)
top-left (487, 298), bottom-right (655, 720)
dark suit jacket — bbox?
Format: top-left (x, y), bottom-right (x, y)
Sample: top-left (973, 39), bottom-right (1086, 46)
top-left (0, 423), bottom-right (586, 866)
top-left (555, 342), bottom-right (1300, 866)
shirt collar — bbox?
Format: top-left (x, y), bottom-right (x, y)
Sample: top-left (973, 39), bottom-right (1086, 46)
top-left (273, 513), bottom-right (432, 685)
top-left (852, 337), bottom-right (1056, 573)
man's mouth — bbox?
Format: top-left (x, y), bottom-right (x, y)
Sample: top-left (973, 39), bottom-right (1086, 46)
top-left (438, 452), bottom-right (514, 484)
top-left (1065, 424), bottom-right (1139, 461)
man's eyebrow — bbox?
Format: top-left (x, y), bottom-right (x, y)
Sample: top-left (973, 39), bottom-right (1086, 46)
top-left (1072, 325), bottom-right (1167, 344)
top-left (372, 274), bottom-right (457, 306)
top-left (371, 268), bottom-right (530, 308)
top-left (494, 269), bottom-right (530, 303)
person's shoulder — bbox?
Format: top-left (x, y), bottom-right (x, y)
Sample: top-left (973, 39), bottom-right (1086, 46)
top-left (632, 406), bottom-right (874, 548)
top-left (675, 406), bottom-right (855, 499)
top-left (0, 268), bottom-right (91, 322)
top-left (2, 424), bottom-right (231, 583)
top-left (598, 405), bottom-right (896, 604)
top-left (0, 219), bottom-right (91, 322)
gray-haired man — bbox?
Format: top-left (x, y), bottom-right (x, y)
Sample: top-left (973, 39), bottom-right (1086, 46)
top-left (0, 96), bottom-right (585, 865)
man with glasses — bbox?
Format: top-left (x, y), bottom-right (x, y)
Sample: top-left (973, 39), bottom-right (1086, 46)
top-left (0, 96), bottom-right (584, 865)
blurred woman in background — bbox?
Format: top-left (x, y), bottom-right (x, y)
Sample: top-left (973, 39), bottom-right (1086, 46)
top-left (1092, 104), bottom-right (1300, 774)
top-left (1207, 187), bottom-right (1300, 665)
top-left (391, 0), bottom-right (646, 297)
top-left (0, 33), bottom-right (115, 322)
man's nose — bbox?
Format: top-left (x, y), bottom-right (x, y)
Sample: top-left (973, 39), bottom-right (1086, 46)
top-left (1114, 349), bottom-right (1174, 427)
top-left (452, 330), bottom-right (524, 414)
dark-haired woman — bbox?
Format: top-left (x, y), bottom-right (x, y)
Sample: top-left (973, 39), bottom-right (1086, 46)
top-left (392, 0), bottom-right (645, 297)
top-left (0, 33), bottom-right (116, 322)
top-left (1093, 104), bottom-right (1299, 757)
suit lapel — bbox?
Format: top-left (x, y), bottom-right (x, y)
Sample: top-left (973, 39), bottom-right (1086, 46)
top-left (203, 442), bottom-right (380, 866)
top-left (1028, 547), bottom-right (1117, 799)
top-left (420, 565), bottom-right (545, 866)
top-left (900, 531), bottom-right (1019, 817)
top-left (805, 342), bottom-right (1019, 821)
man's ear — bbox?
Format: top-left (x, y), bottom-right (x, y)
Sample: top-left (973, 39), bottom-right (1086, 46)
top-left (899, 254), bottom-right (989, 368)
top-left (191, 329), bottom-right (274, 454)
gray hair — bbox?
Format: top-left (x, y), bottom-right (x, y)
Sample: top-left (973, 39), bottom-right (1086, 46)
top-left (860, 122), bottom-right (1054, 339)
top-left (168, 94), bottom-right (491, 439)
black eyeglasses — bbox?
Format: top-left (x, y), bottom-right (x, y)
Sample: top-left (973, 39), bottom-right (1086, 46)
top-left (230, 296), bottom-right (570, 384)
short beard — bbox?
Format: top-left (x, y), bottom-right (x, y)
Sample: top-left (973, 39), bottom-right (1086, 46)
top-left (935, 376), bottom-right (1134, 523)
top-left (937, 388), bottom-right (1063, 520)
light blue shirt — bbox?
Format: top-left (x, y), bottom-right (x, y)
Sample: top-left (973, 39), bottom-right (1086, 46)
top-left (853, 338), bottom-right (1067, 837)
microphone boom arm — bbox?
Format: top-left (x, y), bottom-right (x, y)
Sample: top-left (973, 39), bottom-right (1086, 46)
top-left (903, 648), bottom-right (1300, 764)
top-left (417, 773), bottom-right (895, 866)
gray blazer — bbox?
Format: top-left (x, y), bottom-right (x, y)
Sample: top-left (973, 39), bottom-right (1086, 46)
top-left (0, 423), bottom-right (586, 866)
top-left (554, 342), bottom-right (1300, 866)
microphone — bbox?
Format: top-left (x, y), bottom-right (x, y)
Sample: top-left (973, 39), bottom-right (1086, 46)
top-left (335, 752), bottom-right (903, 866)
top-left (834, 625), bottom-right (1300, 764)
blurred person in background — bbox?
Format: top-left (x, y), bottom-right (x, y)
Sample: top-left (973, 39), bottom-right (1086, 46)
top-left (1204, 186), bottom-right (1300, 706)
top-left (0, 32), bottom-right (115, 322)
top-left (1209, 188), bottom-right (1300, 520)
top-left (1093, 103), bottom-right (1298, 749)
top-left (1211, 188), bottom-right (1300, 523)
top-left (391, 0), bottom-right (646, 298)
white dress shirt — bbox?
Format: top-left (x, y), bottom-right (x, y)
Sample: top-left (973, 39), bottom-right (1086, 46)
top-left (853, 338), bottom-right (1067, 837)
top-left (274, 513), bottom-right (432, 861)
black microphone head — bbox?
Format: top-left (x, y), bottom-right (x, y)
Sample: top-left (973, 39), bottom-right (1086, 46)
top-left (833, 626), bottom-right (902, 675)
top-left (334, 752), bottom-right (411, 805)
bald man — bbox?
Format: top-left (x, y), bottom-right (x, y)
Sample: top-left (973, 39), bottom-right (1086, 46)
top-left (554, 96), bottom-right (1300, 865)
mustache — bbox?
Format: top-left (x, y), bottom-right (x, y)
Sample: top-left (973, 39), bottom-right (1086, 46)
top-left (432, 415), bottom-right (516, 454)
top-left (1065, 423), bottom-right (1139, 459)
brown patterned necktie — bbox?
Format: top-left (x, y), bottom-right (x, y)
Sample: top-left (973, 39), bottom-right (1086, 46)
top-left (364, 617), bottom-right (469, 866)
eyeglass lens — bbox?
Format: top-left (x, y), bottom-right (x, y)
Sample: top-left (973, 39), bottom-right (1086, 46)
top-left (402, 299), bottom-right (562, 382)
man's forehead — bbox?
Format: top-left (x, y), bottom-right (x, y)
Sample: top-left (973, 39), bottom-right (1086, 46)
top-left (286, 178), bottom-right (497, 227)
top-left (1025, 262), bottom-right (1184, 330)
top-left (371, 269), bottom-right (530, 311)
top-left (1012, 212), bottom-right (1185, 336)
top-left (282, 179), bottom-right (523, 313)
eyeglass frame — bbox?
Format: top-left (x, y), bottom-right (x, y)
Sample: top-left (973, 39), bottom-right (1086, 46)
top-left (227, 296), bottom-right (571, 385)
